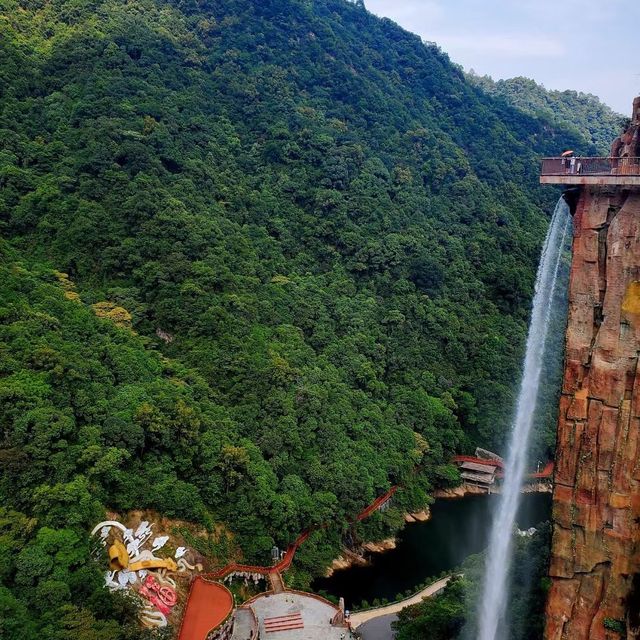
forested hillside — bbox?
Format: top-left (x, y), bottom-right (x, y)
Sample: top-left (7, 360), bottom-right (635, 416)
top-left (0, 0), bottom-right (622, 636)
top-left (467, 74), bottom-right (625, 154)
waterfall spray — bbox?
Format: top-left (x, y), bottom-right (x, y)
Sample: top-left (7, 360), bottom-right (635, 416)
top-left (477, 198), bottom-right (571, 640)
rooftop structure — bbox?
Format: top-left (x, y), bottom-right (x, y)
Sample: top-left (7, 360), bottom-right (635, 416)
top-left (451, 454), bottom-right (553, 489)
top-left (459, 461), bottom-right (498, 475)
top-left (455, 459), bottom-right (497, 489)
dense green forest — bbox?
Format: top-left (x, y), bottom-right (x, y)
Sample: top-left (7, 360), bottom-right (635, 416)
top-left (0, 243), bottom-right (175, 638)
top-left (467, 74), bottom-right (625, 154)
top-left (0, 0), bottom-right (623, 636)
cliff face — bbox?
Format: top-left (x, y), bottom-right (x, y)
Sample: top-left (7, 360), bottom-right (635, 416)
top-left (546, 99), bottom-right (640, 640)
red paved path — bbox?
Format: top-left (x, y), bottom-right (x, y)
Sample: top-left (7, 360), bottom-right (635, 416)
top-left (178, 577), bottom-right (233, 640)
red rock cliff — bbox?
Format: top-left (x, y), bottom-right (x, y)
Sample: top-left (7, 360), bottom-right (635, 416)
top-left (546, 98), bottom-right (640, 640)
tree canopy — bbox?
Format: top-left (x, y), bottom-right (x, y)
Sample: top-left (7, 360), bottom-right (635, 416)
top-left (0, 0), bottom-right (621, 636)
top-left (467, 73), bottom-right (625, 154)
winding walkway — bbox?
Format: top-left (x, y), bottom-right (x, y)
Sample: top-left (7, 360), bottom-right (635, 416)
top-left (348, 575), bottom-right (454, 628)
top-left (179, 487), bottom-right (399, 639)
top-left (203, 487), bottom-right (398, 582)
top-left (179, 457), bottom-right (552, 638)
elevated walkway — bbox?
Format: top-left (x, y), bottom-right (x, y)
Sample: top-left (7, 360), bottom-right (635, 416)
top-left (540, 157), bottom-right (640, 186)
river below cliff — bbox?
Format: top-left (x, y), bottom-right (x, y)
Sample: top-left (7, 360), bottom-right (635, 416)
top-left (313, 492), bottom-right (551, 610)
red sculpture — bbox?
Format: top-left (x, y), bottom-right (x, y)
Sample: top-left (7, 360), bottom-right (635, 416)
top-left (140, 575), bottom-right (177, 614)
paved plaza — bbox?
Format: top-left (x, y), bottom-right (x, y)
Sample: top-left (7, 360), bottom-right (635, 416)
top-left (231, 608), bottom-right (258, 640)
top-left (246, 592), bottom-right (350, 640)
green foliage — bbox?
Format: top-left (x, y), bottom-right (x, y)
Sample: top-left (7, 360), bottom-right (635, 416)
top-left (603, 618), bottom-right (626, 634)
top-left (394, 577), bottom-right (467, 640)
top-left (432, 464), bottom-right (462, 488)
top-left (0, 0), bottom-right (622, 634)
top-left (0, 0), bottom-right (598, 477)
top-left (467, 73), bottom-right (625, 154)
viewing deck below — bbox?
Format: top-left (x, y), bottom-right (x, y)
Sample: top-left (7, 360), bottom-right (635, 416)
top-left (540, 157), bottom-right (640, 186)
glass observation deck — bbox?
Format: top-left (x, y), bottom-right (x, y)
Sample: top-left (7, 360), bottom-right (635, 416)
top-left (540, 157), bottom-right (640, 186)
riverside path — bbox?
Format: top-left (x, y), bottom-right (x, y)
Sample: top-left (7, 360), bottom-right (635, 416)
top-left (348, 575), bottom-right (453, 628)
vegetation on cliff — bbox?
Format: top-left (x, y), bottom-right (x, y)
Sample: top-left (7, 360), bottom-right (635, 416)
top-left (0, 0), bottom-right (622, 635)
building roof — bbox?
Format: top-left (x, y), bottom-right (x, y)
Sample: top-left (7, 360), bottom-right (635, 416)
top-left (459, 461), bottom-right (497, 474)
top-left (460, 471), bottom-right (495, 485)
top-left (179, 577), bottom-right (234, 640)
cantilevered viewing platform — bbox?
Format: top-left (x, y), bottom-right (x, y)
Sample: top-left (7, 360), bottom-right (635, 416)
top-left (540, 157), bottom-right (640, 186)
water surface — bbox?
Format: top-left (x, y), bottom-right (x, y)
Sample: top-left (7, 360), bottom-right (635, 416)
top-left (313, 492), bottom-right (551, 609)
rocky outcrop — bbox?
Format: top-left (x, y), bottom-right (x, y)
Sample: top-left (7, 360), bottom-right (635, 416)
top-left (545, 100), bottom-right (640, 640)
top-left (611, 97), bottom-right (640, 160)
top-left (324, 538), bottom-right (398, 577)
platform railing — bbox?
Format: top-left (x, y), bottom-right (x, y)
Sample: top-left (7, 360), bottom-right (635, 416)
top-left (541, 156), bottom-right (640, 176)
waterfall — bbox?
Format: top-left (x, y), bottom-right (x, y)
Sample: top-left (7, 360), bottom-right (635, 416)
top-left (477, 198), bottom-right (571, 640)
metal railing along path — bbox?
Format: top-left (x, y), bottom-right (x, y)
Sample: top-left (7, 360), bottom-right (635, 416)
top-left (541, 156), bottom-right (640, 177)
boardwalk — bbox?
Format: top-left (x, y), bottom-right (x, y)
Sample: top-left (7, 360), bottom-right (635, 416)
top-left (203, 488), bottom-right (398, 584)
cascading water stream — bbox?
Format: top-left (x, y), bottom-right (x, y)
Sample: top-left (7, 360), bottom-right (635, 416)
top-left (477, 198), bottom-right (571, 640)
